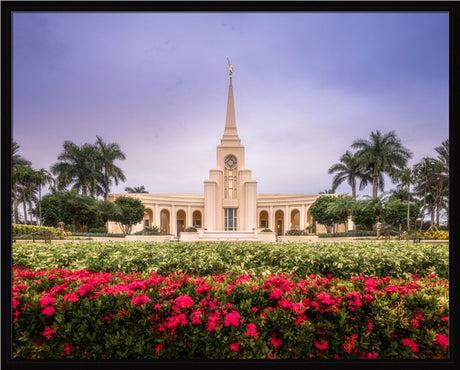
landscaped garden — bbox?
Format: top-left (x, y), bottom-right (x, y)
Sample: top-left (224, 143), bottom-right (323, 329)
top-left (12, 241), bottom-right (449, 360)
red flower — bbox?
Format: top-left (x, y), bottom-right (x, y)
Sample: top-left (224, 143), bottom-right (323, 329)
top-left (271, 334), bottom-right (282, 349)
top-left (175, 295), bottom-right (195, 308)
top-left (131, 294), bottom-right (151, 306)
top-left (342, 334), bottom-right (358, 353)
top-left (245, 323), bottom-right (259, 338)
top-left (40, 326), bottom-right (57, 340)
top-left (434, 333), bottom-right (448, 349)
top-left (155, 343), bottom-right (164, 355)
top-left (41, 306), bottom-right (55, 316)
top-left (402, 338), bottom-right (419, 353)
top-left (229, 342), bottom-right (239, 352)
top-left (314, 340), bottom-right (328, 351)
top-left (61, 343), bottom-right (73, 355)
top-left (224, 310), bottom-right (242, 327)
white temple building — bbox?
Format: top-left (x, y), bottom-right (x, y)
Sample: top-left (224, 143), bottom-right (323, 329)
top-left (107, 66), bottom-right (346, 241)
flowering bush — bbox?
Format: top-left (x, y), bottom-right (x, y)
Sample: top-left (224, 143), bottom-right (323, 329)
top-left (423, 231), bottom-right (449, 240)
top-left (12, 241), bottom-right (449, 279)
top-left (12, 224), bottom-right (71, 238)
top-left (12, 267), bottom-right (448, 360)
top-left (285, 229), bottom-right (307, 236)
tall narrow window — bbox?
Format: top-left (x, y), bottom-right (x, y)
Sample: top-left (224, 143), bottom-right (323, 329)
top-left (225, 208), bottom-right (237, 231)
top-left (224, 155), bottom-right (237, 199)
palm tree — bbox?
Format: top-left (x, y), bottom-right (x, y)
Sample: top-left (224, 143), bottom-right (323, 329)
top-left (95, 136), bottom-right (126, 200)
top-left (413, 156), bottom-right (447, 230)
top-left (15, 165), bottom-right (38, 224)
top-left (51, 141), bottom-right (104, 197)
top-left (125, 185), bottom-right (148, 193)
top-left (395, 168), bottom-right (415, 232)
top-left (12, 142), bottom-right (31, 223)
top-left (352, 130), bottom-right (412, 198)
top-left (328, 150), bottom-right (371, 198)
top-left (33, 169), bottom-right (55, 226)
top-left (326, 195), bottom-right (356, 232)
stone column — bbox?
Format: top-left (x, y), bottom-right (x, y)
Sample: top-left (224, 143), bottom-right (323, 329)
top-left (154, 204), bottom-right (160, 228)
top-left (300, 204), bottom-right (306, 230)
top-left (172, 205), bottom-right (177, 237)
top-left (285, 205), bottom-right (289, 235)
top-left (187, 205), bottom-right (192, 228)
top-left (269, 205), bottom-right (274, 231)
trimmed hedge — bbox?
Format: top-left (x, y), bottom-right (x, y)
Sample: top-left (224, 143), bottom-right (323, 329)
top-left (12, 241), bottom-right (449, 280)
top-left (12, 267), bottom-right (449, 359)
top-left (12, 224), bottom-right (71, 238)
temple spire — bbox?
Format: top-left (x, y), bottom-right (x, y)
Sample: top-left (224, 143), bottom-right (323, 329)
top-left (221, 59), bottom-right (241, 145)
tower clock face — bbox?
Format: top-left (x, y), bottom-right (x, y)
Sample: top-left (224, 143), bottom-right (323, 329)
top-left (225, 155), bottom-right (237, 168)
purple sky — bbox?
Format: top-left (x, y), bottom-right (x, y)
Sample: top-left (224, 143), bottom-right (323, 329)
top-left (12, 12), bottom-right (449, 197)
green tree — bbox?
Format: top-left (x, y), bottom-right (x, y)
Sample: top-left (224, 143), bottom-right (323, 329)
top-left (97, 199), bottom-right (117, 231)
top-left (309, 196), bottom-right (342, 233)
top-left (125, 185), bottom-right (148, 193)
top-left (328, 151), bottom-right (371, 198)
top-left (40, 190), bottom-right (103, 231)
top-left (95, 136), bottom-right (126, 200)
top-left (12, 142), bottom-right (31, 223)
top-left (381, 197), bottom-right (422, 231)
top-left (352, 195), bottom-right (385, 231)
top-left (111, 196), bottom-right (145, 234)
top-left (32, 168), bottom-right (55, 226)
top-left (51, 141), bottom-right (104, 197)
top-left (326, 195), bottom-right (356, 232)
top-left (352, 130), bottom-right (412, 198)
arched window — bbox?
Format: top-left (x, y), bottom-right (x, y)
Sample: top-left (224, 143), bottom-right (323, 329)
top-left (224, 155), bottom-right (237, 199)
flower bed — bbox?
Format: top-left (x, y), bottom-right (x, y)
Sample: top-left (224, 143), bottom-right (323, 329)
top-left (12, 266), bottom-right (448, 360)
top-left (12, 241), bottom-right (449, 279)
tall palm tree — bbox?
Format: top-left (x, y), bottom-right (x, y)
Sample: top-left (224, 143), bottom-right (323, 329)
top-left (125, 185), bottom-right (148, 193)
top-left (51, 141), bottom-right (104, 197)
top-left (413, 156), bottom-right (446, 230)
top-left (395, 168), bottom-right (415, 232)
top-left (33, 169), bottom-right (55, 226)
top-left (352, 130), bottom-right (412, 198)
top-left (328, 150), bottom-right (371, 198)
top-left (15, 165), bottom-right (38, 224)
top-left (12, 142), bottom-right (31, 223)
top-left (326, 195), bottom-right (356, 232)
top-left (94, 136), bottom-right (126, 200)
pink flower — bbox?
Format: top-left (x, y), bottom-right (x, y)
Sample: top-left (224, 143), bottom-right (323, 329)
top-left (207, 311), bottom-right (221, 332)
top-left (441, 316), bottom-right (449, 322)
top-left (62, 292), bottom-right (79, 302)
top-left (245, 323), bottom-right (259, 338)
top-left (131, 294), bottom-right (151, 306)
top-left (175, 295), bottom-right (195, 309)
top-left (229, 342), bottom-right (239, 352)
top-left (434, 333), bottom-right (448, 349)
top-left (366, 351), bottom-right (378, 359)
top-left (61, 343), bottom-right (73, 355)
top-left (40, 326), bottom-right (57, 340)
top-left (224, 310), bottom-right (242, 327)
top-left (367, 321), bottom-right (373, 333)
top-left (271, 334), bottom-right (282, 349)
top-left (314, 340), bottom-right (328, 351)
top-left (41, 306), bottom-right (55, 316)
top-left (191, 309), bottom-right (202, 324)
top-left (269, 288), bottom-right (284, 300)
top-left (38, 294), bottom-right (56, 308)
top-left (342, 334), bottom-right (358, 354)
top-left (155, 343), bottom-right (164, 355)
top-left (402, 338), bottom-right (419, 353)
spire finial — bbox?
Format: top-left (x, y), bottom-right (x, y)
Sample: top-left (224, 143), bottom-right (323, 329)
top-left (227, 58), bottom-right (233, 79)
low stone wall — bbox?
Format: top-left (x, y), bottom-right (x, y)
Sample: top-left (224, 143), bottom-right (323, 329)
top-left (125, 235), bottom-right (173, 242)
top-left (278, 235), bottom-right (319, 243)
